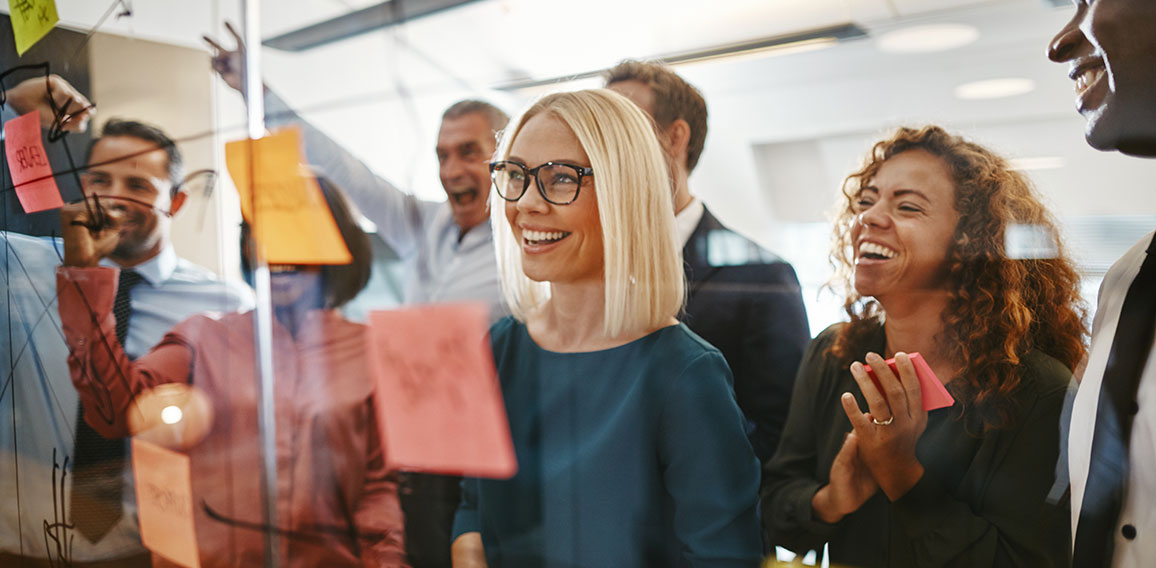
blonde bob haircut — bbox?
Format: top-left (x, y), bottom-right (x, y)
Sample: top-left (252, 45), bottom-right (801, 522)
top-left (491, 89), bottom-right (685, 337)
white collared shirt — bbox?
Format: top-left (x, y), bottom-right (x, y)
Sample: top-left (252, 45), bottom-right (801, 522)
top-left (674, 197), bottom-right (705, 249)
top-left (1069, 230), bottom-right (1156, 566)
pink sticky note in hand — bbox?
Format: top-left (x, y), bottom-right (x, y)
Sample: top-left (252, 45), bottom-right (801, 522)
top-left (132, 438), bottom-right (201, 568)
top-left (3, 111), bottom-right (64, 213)
top-left (862, 352), bottom-right (955, 411)
top-left (366, 303), bottom-right (517, 479)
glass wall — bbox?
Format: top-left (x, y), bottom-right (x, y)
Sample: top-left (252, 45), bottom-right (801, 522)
top-left (3, 0), bottom-right (1153, 566)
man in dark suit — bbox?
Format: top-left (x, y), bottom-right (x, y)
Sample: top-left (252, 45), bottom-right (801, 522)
top-left (1048, 2), bottom-right (1156, 566)
top-left (605, 61), bottom-right (811, 463)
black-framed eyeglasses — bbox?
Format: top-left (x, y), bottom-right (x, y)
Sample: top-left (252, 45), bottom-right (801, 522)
top-left (490, 160), bottom-right (593, 205)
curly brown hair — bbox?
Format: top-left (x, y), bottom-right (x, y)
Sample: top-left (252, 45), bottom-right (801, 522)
top-left (828, 125), bottom-right (1087, 431)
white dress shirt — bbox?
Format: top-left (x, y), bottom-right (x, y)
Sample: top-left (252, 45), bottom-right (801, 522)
top-left (0, 234), bottom-right (253, 561)
top-left (674, 197), bottom-right (705, 249)
top-left (1069, 230), bottom-right (1156, 566)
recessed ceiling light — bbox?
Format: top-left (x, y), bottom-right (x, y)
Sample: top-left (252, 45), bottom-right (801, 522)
top-left (877, 24), bottom-right (979, 54)
top-left (1008, 156), bottom-right (1066, 171)
top-left (954, 78), bottom-right (1036, 100)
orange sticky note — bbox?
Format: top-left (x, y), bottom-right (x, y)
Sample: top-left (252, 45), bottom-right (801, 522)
top-left (3, 111), bottom-right (63, 212)
top-left (367, 303), bottom-right (517, 478)
top-left (8, 0), bottom-right (59, 56)
top-left (132, 438), bottom-right (201, 568)
top-left (863, 352), bottom-right (955, 411)
top-left (224, 127), bottom-right (351, 264)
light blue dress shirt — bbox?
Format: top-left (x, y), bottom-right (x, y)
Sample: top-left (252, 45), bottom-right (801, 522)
top-left (263, 91), bottom-right (506, 320)
top-left (0, 233), bottom-right (253, 562)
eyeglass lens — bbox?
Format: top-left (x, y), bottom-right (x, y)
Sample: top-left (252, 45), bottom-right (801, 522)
top-left (492, 162), bottom-right (583, 205)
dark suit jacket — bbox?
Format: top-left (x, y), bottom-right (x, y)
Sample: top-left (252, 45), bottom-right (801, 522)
top-left (681, 207), bottom-right (811, 463)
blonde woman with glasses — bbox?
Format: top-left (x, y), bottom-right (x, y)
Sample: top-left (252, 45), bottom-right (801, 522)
top-left (450, 89), bottom-right (762, 566)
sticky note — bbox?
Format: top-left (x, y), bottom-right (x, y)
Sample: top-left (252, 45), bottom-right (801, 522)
top-left (8, 0), bottom-right (59, 56)
top-left (367, 303), bottom-right (517, 478)
top-left (863, 352), bottom-right (955, 411)
top-left (224, 127), bottom-right (351, 264)
top-left (132, 438), bottom-right (201, 568)
top-left (3, 111), bottom-right (63, 212)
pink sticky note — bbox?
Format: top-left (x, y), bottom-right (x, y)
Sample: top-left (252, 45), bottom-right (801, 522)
top-left (862, 352), bottom-right (955, 411)
top-left (3, 111), bottom-right (63, 212)
top-left (367, 303), bottom-right (517, 479)
top-left (132, 438), bottom-right (201, 568)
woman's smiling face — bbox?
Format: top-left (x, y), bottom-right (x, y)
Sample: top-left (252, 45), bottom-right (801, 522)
top-left (504, 113), bottom-right (603, 285)
top-left (850, 149), bottom-right (960, 303)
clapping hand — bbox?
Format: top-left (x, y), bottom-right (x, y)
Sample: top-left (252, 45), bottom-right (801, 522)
top-left (842, 352), bottom-right (928, 500)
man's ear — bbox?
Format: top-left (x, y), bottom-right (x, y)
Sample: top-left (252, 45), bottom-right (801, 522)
top-left (169, 191), bottom-right (188, 216)
top-left (666, 118), bottom-right (692, 166)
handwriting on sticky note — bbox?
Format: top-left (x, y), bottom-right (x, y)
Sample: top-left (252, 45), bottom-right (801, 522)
top-left (8, 0), bottom-right (59, 55)
top-left (367, 304), bottom-right (517, 478)
top-left (224, 128), bottom-right (351, 265)
top-left (862, 352), bottom-right (955, 412)
top-left (132, 438), bottom-right (201, 568)
top-left (3, 111), bottom-right (64, 212)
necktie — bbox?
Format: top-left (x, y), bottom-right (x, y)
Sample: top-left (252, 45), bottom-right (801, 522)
top-left (70, 268), bottom-right (143, 543)
top-left (1072, 233), bottom-right (1156, 567)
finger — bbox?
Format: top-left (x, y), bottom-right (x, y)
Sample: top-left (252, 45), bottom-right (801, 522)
top-left (225, 21), bottom-right (244, 46)
top-left (849, 359), bottom-right (892, 421)
top-left (49, 76), bottom-right (92, 108)
top-left (202, 34), bottom-right (228, 53)
top-left (844, 431), bottom-right (860, 457)
top-left (894, 352), bottom-right (924, 420)
top-left (865, 352), bottom-right (906, 421)
top-left (840, 392), bottom-right (873, 433)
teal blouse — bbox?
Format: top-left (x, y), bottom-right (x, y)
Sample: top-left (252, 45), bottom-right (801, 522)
top-left (453, 317), bottom-right (762, 567)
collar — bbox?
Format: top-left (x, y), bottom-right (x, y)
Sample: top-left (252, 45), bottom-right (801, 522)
top-left (457, 216), bottom-right (493, 246)
top-left (674, 197), bottom-right (705, 248)
top-left (100, 245), bottom-right (178, 287)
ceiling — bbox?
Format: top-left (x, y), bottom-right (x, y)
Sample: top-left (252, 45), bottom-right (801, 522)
top-left (32, 0), bottom-right (1156, 232)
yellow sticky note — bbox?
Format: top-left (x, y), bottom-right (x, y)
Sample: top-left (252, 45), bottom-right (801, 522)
top-left (225, 127), bottom-right (352, 265)
top-left (132, 438), bottom-right (201, 568)
top-left (8, 0), bottom-right (59, 56)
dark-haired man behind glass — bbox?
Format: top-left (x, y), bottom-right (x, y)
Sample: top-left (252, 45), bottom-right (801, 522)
top-left (1048, 2), bottom-right (1156, 566)
top-left (605, 60), bottom-right (811, 466)
top-left (0, 80), bottom-right (252, 567)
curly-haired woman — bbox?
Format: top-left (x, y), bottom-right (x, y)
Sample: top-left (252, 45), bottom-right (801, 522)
top-left (761, 125), bottom-right (1086, 567)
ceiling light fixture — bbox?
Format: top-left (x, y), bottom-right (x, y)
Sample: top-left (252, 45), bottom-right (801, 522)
top-left (263, 0), bottom-right (484, 52)
top-left (876, 24), bottom-right (979, 54)
top-left (492, 23), bottom-right (867, 92)
top-left (954, 78), bottom-right (1036, 100)
top-left (1008, 156), bottom-right (1066, 171)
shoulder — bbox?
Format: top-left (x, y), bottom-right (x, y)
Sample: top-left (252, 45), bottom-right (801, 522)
top-left (169, 310), bottom-right (247, 338)
top-left (652, 324), bottom-right (734, 391)
top-left (488, 316), bottom-right (525, 358)
top-left (1013, 350), bottom-right (1072, 404)
top-left (1099, 231), bottom-right (1153, 297)
top-left (809, 322), bottom-right (848, 354)
top-left (0, 232), bottom-right (62, 263)
top-left (657, 323), bottom-right (726, 362)
top-left (691, 208), bottom-right (787, 267)
top-left (489, 316), bottom-right (520, 341)
top-left (169, 258), bottom-right (255, 308)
